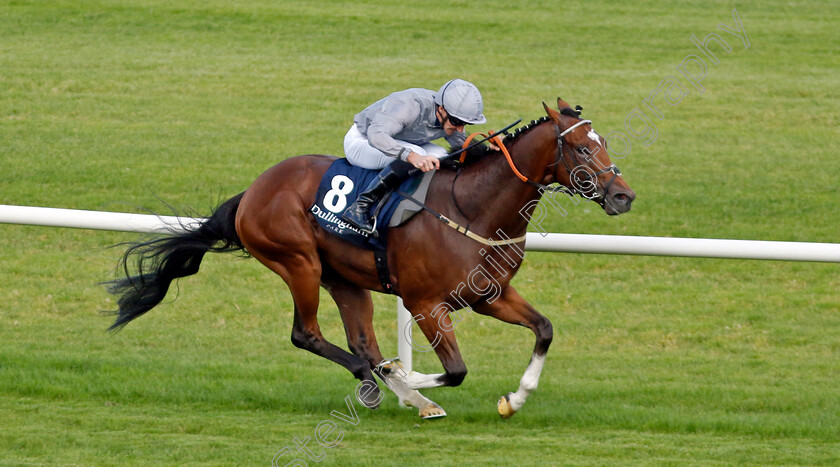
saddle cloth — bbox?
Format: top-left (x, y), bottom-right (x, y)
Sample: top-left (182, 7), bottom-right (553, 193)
top-left (309, 159), bottom-right (434, 250)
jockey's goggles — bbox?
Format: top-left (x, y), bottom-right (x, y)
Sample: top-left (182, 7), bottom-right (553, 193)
top-left (447, 114), bottom-right (468, 127)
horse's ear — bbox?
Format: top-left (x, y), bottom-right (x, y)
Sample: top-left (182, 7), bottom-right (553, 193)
top-left (557, 97), bottom-right (572, 110)
top-left (543, 101), bottom-right (561, 122)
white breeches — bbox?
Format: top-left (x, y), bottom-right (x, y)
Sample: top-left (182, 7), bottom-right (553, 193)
top-left (343, 125), bottom-right (448, 170)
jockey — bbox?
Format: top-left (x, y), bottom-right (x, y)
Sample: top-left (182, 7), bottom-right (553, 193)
top-left (341, 78), bottom-right (486, 234)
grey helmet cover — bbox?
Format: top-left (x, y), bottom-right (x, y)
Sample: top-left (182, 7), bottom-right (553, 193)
top-left (435, 79), bottom-right (486, 124)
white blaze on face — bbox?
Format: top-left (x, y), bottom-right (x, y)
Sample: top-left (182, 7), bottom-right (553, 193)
top-left (585, 128), bottom-right (621, 179)
top-left (587, 128), bottom-right (611, 156)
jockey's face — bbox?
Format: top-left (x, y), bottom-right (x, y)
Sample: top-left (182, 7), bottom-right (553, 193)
top-left (437, 106), bottom-right (466, 135)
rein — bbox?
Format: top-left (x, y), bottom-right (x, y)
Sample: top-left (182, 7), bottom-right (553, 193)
top-left (462, 117), bottom-right (621, 203)
top-left (397, 114), bottom-right (622, 248)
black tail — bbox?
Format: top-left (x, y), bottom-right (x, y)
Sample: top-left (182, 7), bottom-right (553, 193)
top-left (105, 192), bottom-right (246, 331)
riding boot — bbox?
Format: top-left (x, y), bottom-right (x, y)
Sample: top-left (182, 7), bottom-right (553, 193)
top-left (342, 161), bottom-right (413, 235)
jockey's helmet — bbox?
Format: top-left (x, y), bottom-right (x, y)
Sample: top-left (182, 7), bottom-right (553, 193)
top-left (435, 79), bottom-right (486, 125)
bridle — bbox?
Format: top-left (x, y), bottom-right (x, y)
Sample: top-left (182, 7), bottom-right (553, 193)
top-left (417, 114), bottom-right (623, 247)
top-left (473, 117), bottom-right (622, 204)
top-left (550, 119), bottom-right (622, 203)
top-left (448, 112), bottom-right (623, 226)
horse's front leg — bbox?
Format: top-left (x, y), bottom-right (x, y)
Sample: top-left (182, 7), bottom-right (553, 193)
top-left (472, 285), bottom-right (553, 418)
top-left (324, 275), bottom-right (444, 418)
top-left (397, 299), bottom-right (468, 391)
top-left (375, 299), bottom-right (467, 419)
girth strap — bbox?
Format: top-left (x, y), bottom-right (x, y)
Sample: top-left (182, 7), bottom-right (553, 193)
top-left (373, 249), bottom-right (395, 294)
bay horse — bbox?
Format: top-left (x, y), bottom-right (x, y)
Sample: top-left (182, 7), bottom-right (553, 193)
top-left (107, 98), bottom-right (635, 419)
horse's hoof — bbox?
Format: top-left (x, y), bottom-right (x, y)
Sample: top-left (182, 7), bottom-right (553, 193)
top-left (497, 393), bottom-right (516, 419)
top-left (356, 395), bottom-right (381, 410)
top-left (361, 396), bottom-right (381, 410)
top-left (419, 402), bottom-right (446, 419)
top-left (356, 381), bottom-right (382, 410)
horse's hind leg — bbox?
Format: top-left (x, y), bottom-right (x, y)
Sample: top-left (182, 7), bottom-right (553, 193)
top-left (472, 285), bottom-right (553, 419)
top-left (249, 251), bottom-right (375, 398)
top-left (239, 191), bottom-right (378, 402)
top-left (324, 275), bottom-right (445, 418)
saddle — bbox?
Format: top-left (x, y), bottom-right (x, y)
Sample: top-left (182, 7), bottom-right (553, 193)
top-left (309, 159), bottom-right (434, 251)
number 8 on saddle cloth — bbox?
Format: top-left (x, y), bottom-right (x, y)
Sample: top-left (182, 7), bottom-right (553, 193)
top-left (309, 159), bottom-right (434, 250)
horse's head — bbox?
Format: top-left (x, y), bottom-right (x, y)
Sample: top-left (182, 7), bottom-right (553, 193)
top-left (541, 98), bottom-right (635, 215)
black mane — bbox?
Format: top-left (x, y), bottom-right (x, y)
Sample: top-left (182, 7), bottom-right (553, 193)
top-left (441, 106), bottom-right (580, 169)
top-left (504, 105), bottom-right (582, 144)
top-left (503, 116), bottom-right (551, 144)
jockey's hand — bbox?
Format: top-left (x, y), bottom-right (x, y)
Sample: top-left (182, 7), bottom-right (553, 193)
top-left (407, 151), bottom-right (440, 172)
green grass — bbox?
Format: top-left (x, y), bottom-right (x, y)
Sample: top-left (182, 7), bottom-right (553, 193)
top-left (1, 0), bottom-right (839, 465)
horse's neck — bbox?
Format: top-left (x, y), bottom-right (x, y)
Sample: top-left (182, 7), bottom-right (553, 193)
top-left (453, 123), bottom-right (556, 238)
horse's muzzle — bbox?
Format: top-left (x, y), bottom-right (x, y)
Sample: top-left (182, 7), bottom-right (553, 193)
top-left (603, 189), bottom-right (635, 215)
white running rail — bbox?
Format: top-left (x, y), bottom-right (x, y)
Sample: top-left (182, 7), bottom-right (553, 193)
top-left (2, 204), bottom-right (837, 372)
